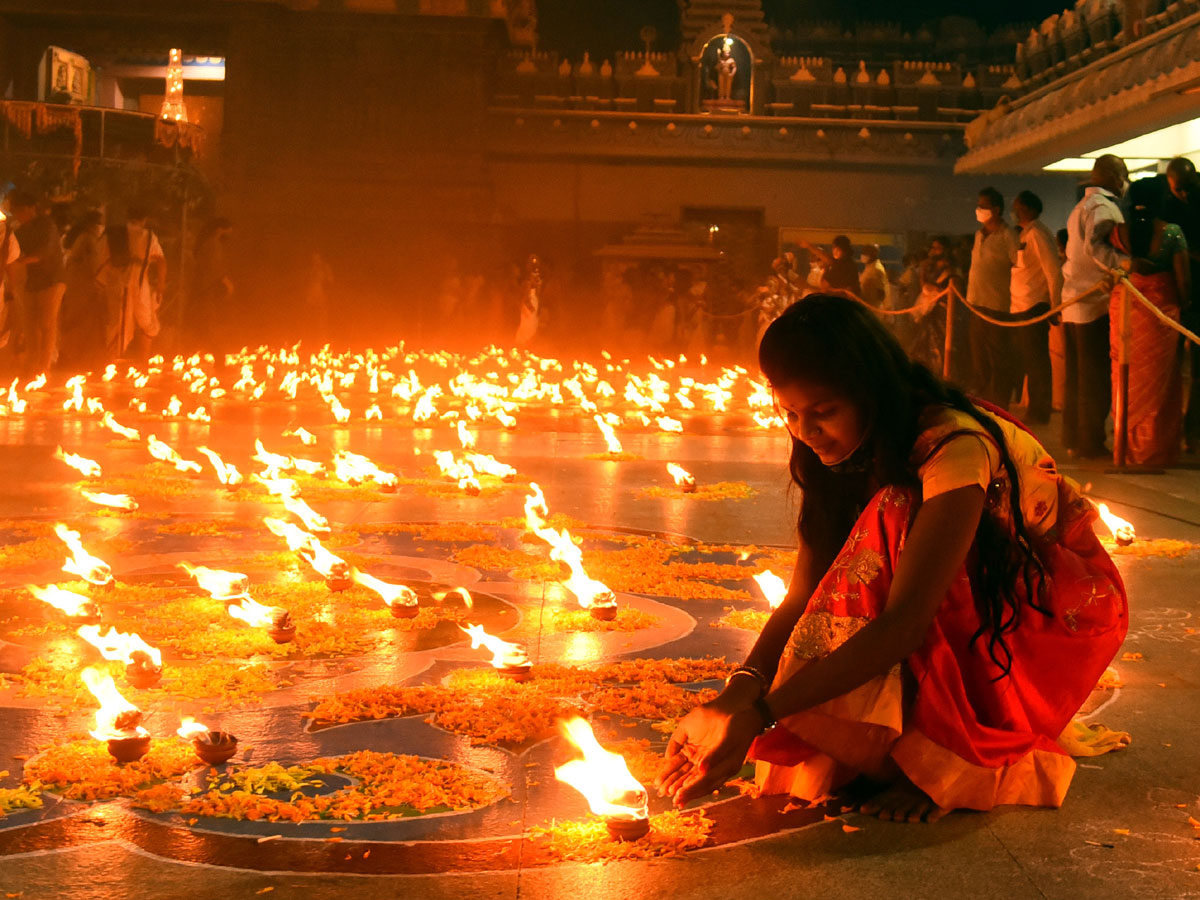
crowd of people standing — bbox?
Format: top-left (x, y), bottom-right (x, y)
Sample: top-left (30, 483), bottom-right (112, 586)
top-left (0, 191), bottom-right (235, 377)
top-left (756, 155), bottom-right (1199, 467)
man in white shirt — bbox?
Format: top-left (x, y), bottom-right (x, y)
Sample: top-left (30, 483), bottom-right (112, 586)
top-left (966, 187), bottom-right (1019, 407)
top-left (1010, 190), bottom-right (1063, 424)
top-left (1060, 155), bottom-right (1129, 457)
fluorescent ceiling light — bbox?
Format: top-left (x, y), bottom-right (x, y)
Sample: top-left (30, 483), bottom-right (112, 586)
top-left (1085, 117), bottom-right (1200, 160)
top-left (1043, 157), bottom-right (1159, 172)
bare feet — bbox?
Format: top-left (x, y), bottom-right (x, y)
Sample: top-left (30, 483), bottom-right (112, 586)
top-left (859, 777), bottom-right (949, 823)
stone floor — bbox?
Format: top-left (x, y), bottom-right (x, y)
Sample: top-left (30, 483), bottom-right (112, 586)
top-left (0, 371), bottom-right (1197, 900)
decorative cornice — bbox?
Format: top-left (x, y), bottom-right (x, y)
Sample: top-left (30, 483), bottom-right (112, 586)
top-left (485, 109), bottom-right (964, 167)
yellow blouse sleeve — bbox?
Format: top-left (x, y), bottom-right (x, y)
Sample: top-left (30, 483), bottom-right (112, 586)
top-left (919, 432), bottom-right (998, 501)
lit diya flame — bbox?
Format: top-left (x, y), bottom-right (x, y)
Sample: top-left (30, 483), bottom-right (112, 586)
top-left (1095, 502), bottom-right (1136, 546)
top-left (352, 568), bottom-right (418, 614)
top-left (178, 562), bottom-right (250, 600)
top-left (225, 594), bottom-right (276, 627)
top-left (253, 471), bottom-right (299, 498)
top-left (459, 622), bottom-right (530, 670)
top-left (593, 415), bottom-right (623, 454)
top-left (162, 395), bottom-right (183, 418)
top-left (331, 450), bottom-right (397, 489)
top-left (466, 452), bottom-right (516, 481)
top-left (77, 624), bottom-right (163, 688)
top-left (77, 624), bottom-right (163, 668)
top-left (288, 456), bottom-right (325, 476)
top-left (298, 537), bottom-right (352, 589)
top-left (225, 594), bottom-right (296, 642)
top-left (196, 446), bottom-right (244, 486)
top-left (177, 716), bottom-right (209, 741)
top-left (54, 446), bottom-right (101, 478)
top-left (54, 524), bottom-right (113, 586)
top-left (281, 494), bottom-right (329, 534)
top-left (666, 462), bottom-right (697, 492)
top-left (80, 489), bottom-right (138, 511)
top-left (27, 583), bottom-right (100, 619)
top-left (24, 373), bottom-right (46, 392)
top-left (101, 411), bottom-right (140, 440)
top-left (753, 570), bottom-right (788, 610)
top-left (456, 420), bottom-right (476, 450)
top-left (656, 416), bottom-right (683, 433)
top-left (147, 435), bottom-right (202, 473)
top-left (263, 516), bottom-right (313, 552)
top-left (284, 426), bottom-right (317, 445)
top-left (433, 586), bottom-right (474, 608)
top-left (252, 439), bottom-right (291, 471)
top-left (80, 666), bottom-right (147, 740)
top-left (524, 484), bottom-right (617, 615)
top-left (555, 717), bottom-right (649, 838)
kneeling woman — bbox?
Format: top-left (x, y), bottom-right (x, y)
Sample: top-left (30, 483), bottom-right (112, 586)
top-left (657, 294), bottom-right (1128, 821)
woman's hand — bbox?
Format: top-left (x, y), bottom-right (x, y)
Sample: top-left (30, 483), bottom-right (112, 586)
top-left (655, 702), bottom-right (763, 807)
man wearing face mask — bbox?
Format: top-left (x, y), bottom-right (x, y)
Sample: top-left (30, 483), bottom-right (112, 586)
top-left (1060, 154), bottom-right (1129, 459)
top-left (966, 187), bottom-right (1019, 408)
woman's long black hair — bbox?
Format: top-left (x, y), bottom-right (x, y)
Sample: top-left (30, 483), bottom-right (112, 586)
top-left (758, 294), bottom-right (1050, 676)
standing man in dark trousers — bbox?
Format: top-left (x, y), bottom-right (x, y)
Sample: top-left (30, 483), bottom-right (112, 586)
top-left (1010, 190), bottom-right (1062, 425)
top-left (1165, 157), bottom-right (1200, 453)
top-left (966, 187), bottom-right (1019, 407)
top-left (1061, 155), bottom-right (1129, 459)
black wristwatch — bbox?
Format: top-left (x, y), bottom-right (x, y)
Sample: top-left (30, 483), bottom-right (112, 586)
top-left (751, 695), bottom-right (777, 733)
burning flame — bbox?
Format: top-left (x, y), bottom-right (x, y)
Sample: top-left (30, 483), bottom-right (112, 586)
top-left (331, 450), bottom-right (397, 488)
top-left (524, 484), bottom-right (616, 611)
top-left (593, 415), bottom-right (623, 454)
top-left (282, 494), bottom-right (329, 533)
top-left (27, 583), bottom-right (97, 617)
top-left (466, 452), bottom-right (516, 481)
top-left (55, 446), bottom-right (101, 478)
top-left (554, 717), bottom-right (649, 821)
top-left (80, 667), bottom-right (147, 740)
top-left (178, 562), bottom-right (249, 600)
top-left (80, 489), bottom-right (138, 511)
top-left (1094, 502), bottom-right (1136, 544)
top-left (656, 416), bottom-right (683, 433)
top-left (54, 524), bottom-right (113, 586)
top-left (196, 446), bottom-right (244, 486)
top-left (666, 463), bottom-right (695, 488)
top-left (284, 426), bottom-right (317, 445)
top-left (101, 412), bottom-right (140, 440)
top-left (177, 716), bottom-right (209, 741)
top-left (253, 472), bottom-right (299, 499)
top-left (147, 435), bottom-right (202, 473)
top-left (460, 622), bottom-right (530, 668)
top-left (299, 536), bottom-right (348, 580)
top-left (226, 595), bottom-right (278, 628)
top-left (252, 439), bottom-right (291, 471)
top-left (77, 624), bottom-right (162, 667)
top-left (352, 569), bottom-right (418, 609)
top-left (456, 420), bottom-right (476, 450)
top-left (753, 570), bottom-right (788, 610)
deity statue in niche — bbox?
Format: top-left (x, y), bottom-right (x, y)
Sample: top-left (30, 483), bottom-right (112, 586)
top-left (715, 39), bottom-right (737, 100)
top-left (699, 32), bottom-right (751, 106)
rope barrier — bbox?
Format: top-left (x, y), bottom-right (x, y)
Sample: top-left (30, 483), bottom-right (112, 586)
top-left (950, 279), bottom-right (1111, 327)
top-left (1117, 274), bottom-right (1200, 347)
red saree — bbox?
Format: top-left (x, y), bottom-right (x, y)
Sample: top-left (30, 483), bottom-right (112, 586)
top-left (1111, 272), bottom-right (1183, 466)
top-left (750, 480), bottom-right (1128, 811)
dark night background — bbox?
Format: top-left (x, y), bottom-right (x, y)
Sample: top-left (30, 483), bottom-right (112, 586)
top-left (536, 0), bottom-right (1069, 59)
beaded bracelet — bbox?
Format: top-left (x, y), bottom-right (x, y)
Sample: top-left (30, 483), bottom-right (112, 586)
top-left (726, 664), bottom-right (769, 694)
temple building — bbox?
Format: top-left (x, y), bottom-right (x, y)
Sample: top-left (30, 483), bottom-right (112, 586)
top-left (957, 0), bottom-right (1200, 175)
top-left (4, 0), bottom-right (1184, 335)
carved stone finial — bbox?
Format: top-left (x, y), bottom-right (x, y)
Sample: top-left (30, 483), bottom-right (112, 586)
top-left (721, 12), bottom-right (734, 31)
